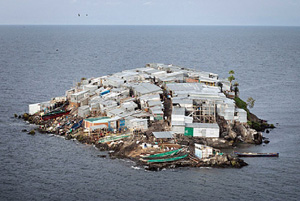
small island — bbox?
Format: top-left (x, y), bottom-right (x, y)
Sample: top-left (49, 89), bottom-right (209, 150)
top-left (22, 63), bottom-right (274, 170)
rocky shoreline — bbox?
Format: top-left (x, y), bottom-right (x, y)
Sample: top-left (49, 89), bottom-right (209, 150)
top-left (20, 112), bottom-right (248, 171)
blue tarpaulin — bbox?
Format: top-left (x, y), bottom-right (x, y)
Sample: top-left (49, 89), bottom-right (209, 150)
top-left (71, 120), bottom-right (83, 130)
top-left (100, 90), bottom-right (110, 96)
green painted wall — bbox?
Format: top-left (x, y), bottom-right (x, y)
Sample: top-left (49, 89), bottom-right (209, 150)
top-left (184, 127), bottom-right (193, 137)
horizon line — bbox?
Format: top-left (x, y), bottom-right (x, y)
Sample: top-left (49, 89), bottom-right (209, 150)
top-left (0, 24), bottom-right (299, 27)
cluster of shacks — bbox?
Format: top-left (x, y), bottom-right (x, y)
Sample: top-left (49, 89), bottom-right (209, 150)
top-left (29, 63), bottom-right (247, 138)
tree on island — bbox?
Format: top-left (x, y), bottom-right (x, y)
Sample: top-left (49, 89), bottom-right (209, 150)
top-left (233, 82), bottom-right (239, 97)
top-left (247, 97), bottom-right (255, 108)
top-left (228, 70), bottom-right (235, 91)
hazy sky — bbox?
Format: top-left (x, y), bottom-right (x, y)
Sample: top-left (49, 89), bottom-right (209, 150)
top-left (0, 0), bottom-right (299, 26)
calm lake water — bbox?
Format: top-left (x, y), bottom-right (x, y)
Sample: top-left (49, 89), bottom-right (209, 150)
top-left (0, 25), bottom-right (300, 200)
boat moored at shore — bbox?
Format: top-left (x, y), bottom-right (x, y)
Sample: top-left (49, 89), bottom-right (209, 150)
top-left (234, 151), bottom-right (279, 157)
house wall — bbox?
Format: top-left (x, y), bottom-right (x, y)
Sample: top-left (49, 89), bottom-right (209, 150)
top-left (185, 78), bottom-right (199, 83)
top-left (29, 103), bottom-right (41, 115)
top-left (129, 119), bottom-right (148, 131)
top-left (84, 121), bottom-right (109, 129)
top-left (185, 126), bottom-right (219, 138)
top-left (78, 106), bottom-right (90, 118)
top-left (172, 126), bottom-right (185, 134)
top-left (193, 127), bottom-right (219, 137)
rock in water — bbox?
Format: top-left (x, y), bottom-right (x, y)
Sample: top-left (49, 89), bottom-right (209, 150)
top-left (28, 130), bottom-right (35, 135)
top-left (65, 135), bottom-right (73, 140)
top-left (23, 113), bottom-right (29, 120)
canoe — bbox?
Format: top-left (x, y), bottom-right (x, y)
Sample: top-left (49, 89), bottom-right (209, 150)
top-left (141, 148), bottom-right (183, 159)
top-left (98, 134), bottom-right (132, 143)
top-left (144, 154), bottom-right (188, 163)
top-left (42, 110), bottom-right (70, 120)
top-left (234, 151), bottom-right (279, 157)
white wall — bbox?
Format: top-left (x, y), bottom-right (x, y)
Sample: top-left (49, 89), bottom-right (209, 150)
top-left (29, 103), bottom-right (41, 115)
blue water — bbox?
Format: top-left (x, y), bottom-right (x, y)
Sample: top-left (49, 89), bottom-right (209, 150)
top-left (0, 25), bottom-right (300, 200)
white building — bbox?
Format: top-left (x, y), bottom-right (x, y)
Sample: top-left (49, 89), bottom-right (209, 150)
top-left (185, 123), bottom-right (220, 138)
top-left (129, 118), bottom-right (148, 131)
top-left (234, 108), bottom-right (248, 123)
top-left (78, 105), bottom-right (90, 118)
top-left (195, 144), bottom-right (213, 159)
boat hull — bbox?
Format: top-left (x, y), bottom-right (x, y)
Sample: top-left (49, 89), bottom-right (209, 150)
top-left (234, 151), bottom-right (279, 157)
top-left (42, 110), bottom-right (70, 121)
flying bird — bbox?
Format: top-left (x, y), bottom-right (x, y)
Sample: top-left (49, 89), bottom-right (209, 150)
top-left (78, 13), bottom-right (80, 17)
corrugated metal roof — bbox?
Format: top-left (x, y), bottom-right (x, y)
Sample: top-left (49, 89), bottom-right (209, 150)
top-left (236, 108), bottom-right (247, 114)
top-left (171, 121), bottom-right (185, 126)
top-left (130, 118), bottom-right (147, 122)
top-left (90, 124), bottom-right (108, 131)
top-left (166, 83), bottom-right (204, 93)
top-left (172, 107), bottom-right (185, 115)
top-left (71, 90), bottom-right (89, 96)
top-left (85, 117), bottom-right (110, 123)
top-left (148, 100), bottom-right (162, 107)
top-left (133, 83), bottom-right (162, 95)
top-left (107, 108), bottom-right (126, 116)
top-left (152, 131), bottom-right (174, 138)
top-left (150, 109), bottom-right (163, 115)
top-left (139, 94), bottom-right (160, 101)
top-left (132, 111), bottom-right (152, 118)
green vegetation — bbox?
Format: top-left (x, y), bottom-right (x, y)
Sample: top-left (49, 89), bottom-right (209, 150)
top-left (234, 97), bottom-right (248, 113)
top-left (235, 97), bottom-right (255, 127)
top-left (247, 97), bottom-right (255, 109)
top-left (235, 97), bottom-right (275, 131)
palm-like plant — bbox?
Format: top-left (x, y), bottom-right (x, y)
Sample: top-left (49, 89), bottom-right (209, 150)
top-left (228, 71), bottom-right (235, 91)
top-left (247, 97), bottom-right (255, 108)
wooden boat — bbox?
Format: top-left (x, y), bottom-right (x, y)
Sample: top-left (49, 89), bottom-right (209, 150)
top-left (98, 134), bottom-right (132, 143)
top-left (142, 154), bottom-right (188, 163)
top-left (234, 151), bottom-right (279, 157)
top-left (141, 148), bottom-right (183, 159)
top-left (42, 110), bottom-right (70, 121)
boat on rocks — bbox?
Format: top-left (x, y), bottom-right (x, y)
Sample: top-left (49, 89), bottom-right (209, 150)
top-left (140, 148), bottom-right (189, 163)
top-left (141, 148), bottom-right (183, 159)
top-left (234, 151), bottom-right (279, 157)
top-left (142, 154), bottom-right (189, 163)
top-left (98, 134), bottom-right (132, 143)
top-left (41, 110), bottom-right (71, 121)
